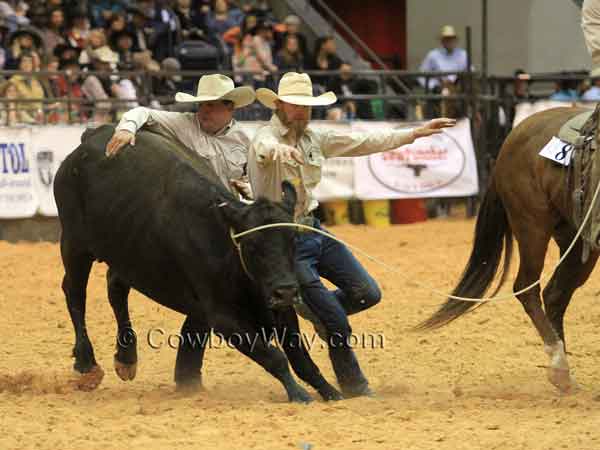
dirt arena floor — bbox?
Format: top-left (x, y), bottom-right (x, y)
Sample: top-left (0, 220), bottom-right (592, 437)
top-left (2, 214), bottom-right (600, 450)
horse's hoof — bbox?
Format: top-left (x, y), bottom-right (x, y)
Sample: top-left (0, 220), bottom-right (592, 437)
top-left (114, 358), bottom-right (137, 381)
top-left (74, 365), bottom-right (105, 391)
top-left (547, 367), bottom-right (576, 394)
top-left (175, 380), bottom-right (204, 395)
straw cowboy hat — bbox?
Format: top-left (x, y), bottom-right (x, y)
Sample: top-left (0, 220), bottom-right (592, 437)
top-left (256, 72), bottom-right (337, 109)
top-left (440, 25), bottom-right (457, 38)
top-left (174, 74), bottom-right (255, 108)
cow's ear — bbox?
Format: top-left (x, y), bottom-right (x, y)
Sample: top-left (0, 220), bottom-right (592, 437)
top-left (281, 181), bottom-right (296, 215)
top-left (217, 201), bottom-right (246, 230)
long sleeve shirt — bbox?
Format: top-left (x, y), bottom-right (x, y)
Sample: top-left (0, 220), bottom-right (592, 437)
top-left (247, 114), bottom-right (415, 218)
top-left (583, 0), bottom-right (600, 73)
top-left (116, 107), bottom-right (249, 191)
top-left (418, 47), bottom-right (468, 89)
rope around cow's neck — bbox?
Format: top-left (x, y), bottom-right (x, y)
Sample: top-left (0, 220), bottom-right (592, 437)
top-left (230, 178), bottom-right (600, 304)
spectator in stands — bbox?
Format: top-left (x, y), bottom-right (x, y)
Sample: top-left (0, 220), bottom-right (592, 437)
top-left (79, 28), bottom-right (107, 66)
top-left (8, 53), bottom-right (45, 121)
top-left (206, 0), bottom-right (240, 37)
top-left (106, 13), bottom-right (128, 44)
top-left (233, 20), bottom-right (277, 89)
top-left (190, 0), bottom-right (211, 37)
top-left (311, 35), bottom-right (343, 90)
top-left (582, 72), bottom-right (600, 101)
top-left (54, 57), bottom-right (86, 122)
top-left (174, 0), bottom-right (206, 41)
top-left (110, 29), bottom-right (138, 71)
top-left (419, 25), bottom-right (468, 92)
top-left (549, 76), bottom-right (580, 101)
top-left (66, 10), bottom-right (91, 49)
top-left (327, 62), bottom-right (379, 120)
top-left (88, 0), bottom-right (127, 28)
top-left (0, 18), bottom-right (9, 70)
top-left (42, 8), bottom-right (67, 57)
top-left (274, 14), bottom-right (308, 59)
top-left (241, 0), bottom-right (274, 22)
top-left (5, 26), bottom-right (43, 69)
top-left (223, 12), bottom-right (256, 48)
top-left (0, 79), bottom-right (36, 125)
top-left (274, 34), bottom-right (304, 72)
top-left (81, 46), bottom-right (122, 123)
top-left (151, 56), bottom-right (182, 104)
top-left (1, 1), bottom-right (30, 32)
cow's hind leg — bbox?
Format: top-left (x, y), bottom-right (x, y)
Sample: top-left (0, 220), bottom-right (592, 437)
top-left (543, 227), bottom-right (598, 352)
top-left (107, 268), bottom-right (137, 381)
top-left (174, 315), bottom-right (210, 392)
top-left (60, 238), bottom-right (104, 390)
top-left (273, 308), bottom-right (343, 401)
top-left (219, 325), bottom-right (312, 403)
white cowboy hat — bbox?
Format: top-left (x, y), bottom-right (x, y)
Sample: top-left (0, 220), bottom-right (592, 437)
top-left (175, 74), bottom-right (255, 108)
top-left (90, 45), bottom-right (119, 64)
top-left (256, 72), bottom-right (337, 109)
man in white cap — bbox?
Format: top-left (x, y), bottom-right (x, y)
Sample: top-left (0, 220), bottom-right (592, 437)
top-left (106, 74), bottom-right (256, 195)
top-left (249, 71), bottom-right (455, 397)
top-left (419, 25), bottom-right (468, 91)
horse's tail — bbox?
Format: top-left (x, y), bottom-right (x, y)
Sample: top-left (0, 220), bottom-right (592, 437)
top-left (416, 181), bottom-right (513, 330)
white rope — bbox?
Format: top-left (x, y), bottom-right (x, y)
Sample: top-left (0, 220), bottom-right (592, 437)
top-left (231, 178), bottom-right (600, 304)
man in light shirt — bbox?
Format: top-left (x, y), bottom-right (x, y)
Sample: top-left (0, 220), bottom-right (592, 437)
top-left (106, 74), bottom-right (256, 196)
top-left (248, 72), bottom-right (456, 397)
top-left (419, 25), bottom-right (468, 91)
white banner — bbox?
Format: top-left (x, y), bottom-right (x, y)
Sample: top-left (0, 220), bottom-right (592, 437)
top-left (0, 127), bottom-right (38, 218)
top-left (30, 126), bottom-right (87, 216)
top-left (353, 118), bottom-right (479, 199)
top-left (0, 120), bottom-right (480, 218)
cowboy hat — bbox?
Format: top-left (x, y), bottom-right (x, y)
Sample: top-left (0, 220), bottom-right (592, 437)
top-left (256, 72), bottom-right (337, 109)
top-left (174, 74), bottom-right (255, 108)
top-left (89, 45), bottom-right (119, 64)
top-left (440, 25), bottom-right (457, 38)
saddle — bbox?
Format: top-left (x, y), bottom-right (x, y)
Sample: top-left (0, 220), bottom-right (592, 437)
top-left (565, 104), bottom-right (600, 262)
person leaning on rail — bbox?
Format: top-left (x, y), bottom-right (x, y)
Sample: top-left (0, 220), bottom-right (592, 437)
top-left (105, 74), bottom-right (256, 198)
top-left (246, 71), bottom-right (456, 398)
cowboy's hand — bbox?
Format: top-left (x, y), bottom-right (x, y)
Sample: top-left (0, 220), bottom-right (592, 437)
top-left (413, 118), bottom-right (457, 139)
top-left (230, 178), bottom-right (253, 200)
top-left (106, 130), bottom-right (136, 157)
top-left (271, 144), bottom-right (304, 165)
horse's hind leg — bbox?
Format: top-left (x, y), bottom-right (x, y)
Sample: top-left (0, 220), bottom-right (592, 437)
top-left (107, 267), bottom-right (137, 381)
top-left (511, 220), bottom-right (577, 393)
top-left (60, 237), bottom-right (104, 390)
top-left (543, 228), bottom-right (599, 350)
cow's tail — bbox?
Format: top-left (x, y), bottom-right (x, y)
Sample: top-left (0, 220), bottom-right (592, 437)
top-left (416, 182), bottom-right (513, 330)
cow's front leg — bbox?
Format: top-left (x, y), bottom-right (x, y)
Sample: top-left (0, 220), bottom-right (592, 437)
top-left (219, 326), bottom-right (312, 403)
top-left (174, 315), bottom-right (210, 392)
top-left (273, 308), bottom-right (343, 401)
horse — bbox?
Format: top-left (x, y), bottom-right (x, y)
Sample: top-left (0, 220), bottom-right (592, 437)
top-left (418, 106), bottom-right (597, 394)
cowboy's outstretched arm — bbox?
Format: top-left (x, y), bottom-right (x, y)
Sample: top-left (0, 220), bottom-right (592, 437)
top-left (253, 133), bottom-right (304, 165)
top-left (106, 108), bottom-right (194, 156)
top-left (320, 118), bottom-right (456, 158)
top-left (582, 0), bottom-right (600, 73)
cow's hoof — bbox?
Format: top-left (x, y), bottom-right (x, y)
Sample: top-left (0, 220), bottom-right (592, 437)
top-left (289, 387), bottom-right (312, 404)
top-left (74, 365), bottom-right (105, 391)
top-left (547, 367), bottom-right (576, 394)
top-left (114, 358), bottom-right (137, 381)
top-left (319, 387), bottom-right (344, 401)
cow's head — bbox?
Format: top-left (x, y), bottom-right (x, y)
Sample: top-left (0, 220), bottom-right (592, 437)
top-left (219, 181), bottom-right (300, 309)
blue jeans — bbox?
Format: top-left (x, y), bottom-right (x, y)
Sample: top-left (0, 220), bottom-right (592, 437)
top-left (294, 219), bottom-right (381, 392)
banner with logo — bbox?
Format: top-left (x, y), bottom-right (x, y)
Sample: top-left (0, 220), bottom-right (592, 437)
top-left (0, 127), bottom-right (38, 218)
top-left (30, 126), bottom-right (86, 216)
top-left (353, 118), bottom-right (479, 199)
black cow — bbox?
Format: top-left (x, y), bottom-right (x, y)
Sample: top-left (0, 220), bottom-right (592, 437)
top-left (54, 124), bottom-right (342, 402)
